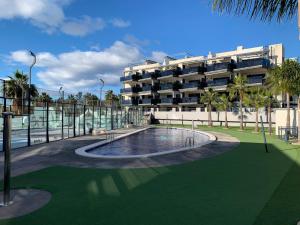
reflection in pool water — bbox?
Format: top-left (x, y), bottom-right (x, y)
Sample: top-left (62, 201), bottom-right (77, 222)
top-left (88, 128), bottom-right (212, 157)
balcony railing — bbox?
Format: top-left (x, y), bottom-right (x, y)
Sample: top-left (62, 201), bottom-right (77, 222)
top-left (120, 87), bottom-right (140, 93)
top-left (141, 85), bottom-right (152, 92)
top-left (120, 74), bottom-right (139, 82)
top-left (121, 99), bottom-right (138, 106)
top-left (139, 98), bottom-right (159, 105)
top-left (247, 75), bottom-right (264, 84)
top-left (206, 62), bottom-right (234, 73)
top-left (160, 98), bottom-right (180, 104)
top-left (181, 82), bottom-right (201, 89)
top-left (207, 78), bottom-right (229, 87)
top-left (236, 58), bottom-right (270, 69)
top-left (141, 70), bottom-right (160, 80)
top-left (160, 83), bottom-right (174, 90)
top-left (181, 97), bottom-right (199, 104)
top-left (159, 68), bottom-right (181, 78)
top-left (181, 66), bottom-right (203, 76)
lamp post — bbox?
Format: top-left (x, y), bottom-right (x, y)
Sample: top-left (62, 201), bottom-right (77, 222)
top-left (27, 51), bottom-right (36, 146)
top-left (99, 78), bottom-right (104, 107)
top-left (59, 86), bottom-right (64, 139)
top-left (98, 78), bottom-right (104, 129)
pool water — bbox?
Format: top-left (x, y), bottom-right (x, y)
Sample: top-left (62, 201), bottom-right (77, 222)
top-left (88, 128), bottom-right (211, 157)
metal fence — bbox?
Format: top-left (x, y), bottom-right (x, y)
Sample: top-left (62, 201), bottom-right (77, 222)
top-left (278, 126), bottom-right (299, 142)
top-left (0, 79), bottom-right (144, 150)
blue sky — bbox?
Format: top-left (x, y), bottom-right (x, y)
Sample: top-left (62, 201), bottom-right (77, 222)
top-left (0, 0), bottom-right (299, 95)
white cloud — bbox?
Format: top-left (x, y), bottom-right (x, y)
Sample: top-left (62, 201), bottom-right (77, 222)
top-left (111, 18), bottom-right (131, 28)
top-left (8, 41), bottom-right (168, 91)
top-left (8, 41), bottom-right (143, 90)
top-left (151, 51), bottom-right (168, 63)
top-left (0, 0), bottom-right (127, 36)
top-left (123, 34), bottom-right (150, 48)
top-left (61, 16), bottom-right (105, 37)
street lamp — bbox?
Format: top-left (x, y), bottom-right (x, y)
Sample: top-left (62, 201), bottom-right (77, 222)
top-left (59, 86), bottom-right (64, 139)
top-left (27, 50), bottom-right (36, 146)
top-left (99, 78), bottom-right (104, 107)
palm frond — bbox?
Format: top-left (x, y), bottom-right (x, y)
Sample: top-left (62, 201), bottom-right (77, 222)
top-left (211, 0), bottom-right (298, 22)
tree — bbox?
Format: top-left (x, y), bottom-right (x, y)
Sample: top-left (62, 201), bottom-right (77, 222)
top-left (83, 93), bottom-right (99, 106)
top-left (245, 86), bottom-right (265, 132)
top-left (228, 74), bottom-right (248, 130)
top-left (263, 89), bottom-right (278, 135)
top-left (211, 0), bottom-right (298, 22)
top-left (35, 92), bottom-right (53, 103)
top-left (6, 70), bottom-right (38, 114)
top-left (216, 94), bottom-right (232, 128)
top-left (201, 88), bottom-right (219, 127)
top-left (66, 94), bottom-right (77, 104)
top-left (266, 59), bottom-right (300, 127)
top-left (105, 90), bottom-right (119, 107)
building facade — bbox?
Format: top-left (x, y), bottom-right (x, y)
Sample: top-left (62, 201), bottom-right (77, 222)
top-left (120, 44), bottom-right (284, 112)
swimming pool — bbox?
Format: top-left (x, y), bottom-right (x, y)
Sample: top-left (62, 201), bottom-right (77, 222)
top-left (75, 127), bottom-right (216, 159)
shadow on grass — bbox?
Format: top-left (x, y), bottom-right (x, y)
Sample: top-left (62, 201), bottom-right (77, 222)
top-left (0, 129), bottom-right (300, 225)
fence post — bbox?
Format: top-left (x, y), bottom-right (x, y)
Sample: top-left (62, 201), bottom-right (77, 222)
top-left (83, 105), bottom-right (86, 135)
top-left (3, 80), bottom-right (6, 112)
top-left (61, 102), bottom-right (64, 139)
top-left (99, 106), bottom-right (102, 128)
top-left (73, 104), bottom-right (76, 137)
top-left (2, 112), bottom-right (13, 206)
top-left (46, 102), bottom-right (49, 143)
top-left (111, 107), bottom-right (113, 130)
top-left (120, 108), bottom-right (123, 128)
top-left (92, 105), bottom-right (95, 131)
top-left (27, 97), bottom-right (31, 147)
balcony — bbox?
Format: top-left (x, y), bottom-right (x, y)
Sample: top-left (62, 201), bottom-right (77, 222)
top-left (235, 58), bottom-right (270, 71)
top-left (206, 62), bottom-right (234, 75)
top-left (160, 83), bottom-right (174, 90)
top-left (120, 73), bottom-right (140, 82)
top-left (179, 82), bottom-right (204, 92)
top-left (206, 78), bottom-right (230, 90)
top-left (158, 68), bottom-right (181, 79)
top-left (179, 97), bottom-right (199, 105)
top-left (158, 82), bottom-right (181, 94)
top-left (180, 66), bottom-right (205, 77)
top-left (158, 98), bottom-right (180, 105)
top-left (121, 99), bottom-right (138, 106)
top-left (140, 70), bottom-right (160, 80)
top-left (139, 98), bottom-right (158, 106)
top-left (247, 75), bottom-right (264, 85)
top-left (120, 86), bottom-right (140, 94)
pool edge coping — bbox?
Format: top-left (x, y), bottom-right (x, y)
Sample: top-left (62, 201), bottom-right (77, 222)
top-left (75, 127), bottom-right (216, 159)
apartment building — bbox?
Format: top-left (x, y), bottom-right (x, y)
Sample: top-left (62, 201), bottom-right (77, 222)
top-left (120, 44), bottom-right (284, 112)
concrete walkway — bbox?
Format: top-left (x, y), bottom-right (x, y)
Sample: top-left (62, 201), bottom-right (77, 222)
top-left (0, 128), bottom-right (239, 178)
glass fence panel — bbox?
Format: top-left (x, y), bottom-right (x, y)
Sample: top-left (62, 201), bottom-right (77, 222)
top-left (30, 102), bottom-right (47, 145)
top-left (49, 102), bottom-right (62, 142)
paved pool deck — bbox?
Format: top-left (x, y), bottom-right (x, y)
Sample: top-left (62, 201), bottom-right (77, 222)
top-left (0, 127), bottom-right (239, 178)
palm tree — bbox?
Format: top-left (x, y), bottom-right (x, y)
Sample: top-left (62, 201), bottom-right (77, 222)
top-left (216, 94), bottom-right (232, 128)
top-left (211, 0), bottom-right (300, 38)
top-left (83, 92), bottom-right (99, 106)
top-left (229, 74), bottom-right (248, 130)
top-left (35, 92), bottom-right (52, 103)
top-left (263, 89), bottom-right (277, 135)
top-left (6, 70), bottom-right (38, 114)
top-left (245, 87), bottom-right (265, 132)
top-left (266, 59), bottom-right (300, 127)
top-left (201, 88), bottom-right (219, 127)
top-left (66, 94), bottom-right (77, 104)
top-left (211, 0), bottom-right (298, 22)
top-left (105, 90), bottom-right (119, 107)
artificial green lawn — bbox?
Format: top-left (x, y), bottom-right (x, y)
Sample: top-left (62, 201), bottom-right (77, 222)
top-left (1, 126), bottom-right (300, 225)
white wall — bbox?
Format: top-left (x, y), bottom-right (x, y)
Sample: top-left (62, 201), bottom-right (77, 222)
top-left (152, 109), bottom-right (275, 127)
top-left (275, 108), bottom-right (298, 135)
